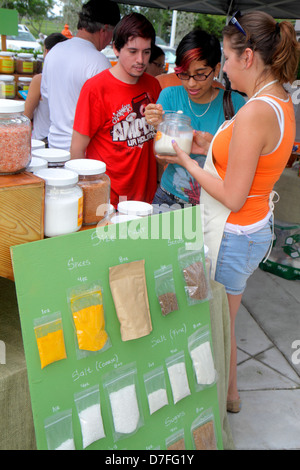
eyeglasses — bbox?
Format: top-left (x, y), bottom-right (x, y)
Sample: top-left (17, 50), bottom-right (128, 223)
top-left (152, 61), bottom-right (165, 69)
top-left (229, 10), bottom-right (247, 37)
top-left (176, 68), bottom-right (215, 82)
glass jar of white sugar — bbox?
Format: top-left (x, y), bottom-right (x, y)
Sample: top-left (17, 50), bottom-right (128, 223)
top-left (35, 168), bottom-right (83, 237)
top-left (154, 112), bottom-right (193, 156)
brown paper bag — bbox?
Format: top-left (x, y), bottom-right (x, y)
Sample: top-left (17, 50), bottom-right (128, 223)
top-left (109, 260), bottom-right (152, 341)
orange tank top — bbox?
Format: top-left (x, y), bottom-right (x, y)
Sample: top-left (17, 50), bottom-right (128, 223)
top-left (212, 95), bottom-right (296, 225)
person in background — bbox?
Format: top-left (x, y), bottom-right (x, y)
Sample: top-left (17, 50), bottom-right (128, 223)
top-left (24, 33), bottom-right (68, 145)
top-left (159, 11), bottom-right (300, 412)
top-left (70, 13), bottom-right (161, 208)
top-left (41, 0), bottom-right (120, 151)
top-left (146, 44), bottom-right (165, 77)
top-left (145, 28), bottom-right (245, 210)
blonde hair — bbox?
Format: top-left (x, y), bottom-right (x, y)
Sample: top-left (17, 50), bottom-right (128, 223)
top-left (223, 11), bottom-right (300, 84)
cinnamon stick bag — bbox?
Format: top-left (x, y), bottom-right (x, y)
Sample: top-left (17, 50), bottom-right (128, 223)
top-left (109, 260), bottom-right (152, 341)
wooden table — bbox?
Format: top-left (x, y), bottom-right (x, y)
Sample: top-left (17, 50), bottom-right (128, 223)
top-left (0, 172), bottom-right (44, 280)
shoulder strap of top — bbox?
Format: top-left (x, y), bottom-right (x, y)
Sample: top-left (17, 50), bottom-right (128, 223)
top-left (249, 96), bottom-right (284, 153)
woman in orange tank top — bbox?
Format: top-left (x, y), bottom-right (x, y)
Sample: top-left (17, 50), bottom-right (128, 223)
top-left (161, 11), bottom-right (300, 413)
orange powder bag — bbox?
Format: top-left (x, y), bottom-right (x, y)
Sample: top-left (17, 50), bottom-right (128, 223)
top-left (34, 313), bottom-right (67, 369)
top-left (72, 304), bottom-right (108, 351)
top-left (69, 282), bottom-right (109, 354)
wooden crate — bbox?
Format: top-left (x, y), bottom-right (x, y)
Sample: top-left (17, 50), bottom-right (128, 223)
top-left (0, 171), bottom-right (44, 280)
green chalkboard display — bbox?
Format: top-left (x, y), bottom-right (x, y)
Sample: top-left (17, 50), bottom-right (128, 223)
top-left (11, 207), bottom-right (223, 451)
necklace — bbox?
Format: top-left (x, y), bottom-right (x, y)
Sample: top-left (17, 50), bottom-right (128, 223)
top-left (252, 80), bottom-right (278, 99)
top-left (187, 89), bottom-right (214, 118)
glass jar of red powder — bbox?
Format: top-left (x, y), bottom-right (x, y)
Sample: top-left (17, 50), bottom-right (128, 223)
top-left (65, 159), bottom-right (110, 225)
top-left (0, 99), bottom-right (31, 175)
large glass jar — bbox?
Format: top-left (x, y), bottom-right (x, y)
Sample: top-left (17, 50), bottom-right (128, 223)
top-left (35, 54), bottom-right (44, 74)
top-left (0, 51), bottom-right (15, 74)
top-left (15, 53), bottom-right (35, 74)
top-left (0, 75), bottom-right (16, 99)
top-left (154, 112), bottom-right (193, 156)
top-left (0, 99), bottom-right (31, 175)
top-left (35, 168), bottom-right (83, 237)
top-left (17, 76), bottom-right (32, 100)
top-left (65, 159), bottom-right (111, 225)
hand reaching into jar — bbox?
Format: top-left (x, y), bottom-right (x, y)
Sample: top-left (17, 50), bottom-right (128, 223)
top-left (145, 103), bottom-right (164, 128)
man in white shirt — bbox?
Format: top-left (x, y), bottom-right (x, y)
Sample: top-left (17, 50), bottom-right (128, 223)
top-left (41, 0), bottom-right (120, 151)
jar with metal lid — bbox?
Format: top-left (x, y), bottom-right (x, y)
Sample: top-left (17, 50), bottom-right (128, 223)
top-left (0, 75), bottom-right (16, 99)
top-left (0, 99), bottom-right (31, 175)
top-left (17, 76), bottom-right (32, 100)
top-left (35, 168), bottom-right (83, 237)
top-left (154, 111), bottom-right (193, 156)
top-left (117, 200), bottom-right (153, 217)
top-left (15, 53), bottom-right (35, 74)
top-left (0, 51), bottom-right (15, 74)
top-left (65, 159), bottom-right (111, 225)
top-left (32, 148), bottom-right (70, 167)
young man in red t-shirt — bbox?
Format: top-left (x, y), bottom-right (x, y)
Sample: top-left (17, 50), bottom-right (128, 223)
top-left (71, 13), bottom-right (161, 208)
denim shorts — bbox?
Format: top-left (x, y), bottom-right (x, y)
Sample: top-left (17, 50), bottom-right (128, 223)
top-left (214, 220), bottom-right (273, 295)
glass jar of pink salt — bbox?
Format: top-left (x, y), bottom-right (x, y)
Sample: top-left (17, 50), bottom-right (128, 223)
top-left (0, 99), bottom-right (31, 175)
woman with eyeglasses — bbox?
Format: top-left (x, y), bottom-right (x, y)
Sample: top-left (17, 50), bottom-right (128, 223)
top-left (157, 11), bottom-right (300, 413)
top-left (146, 44), bottom-right (165, 77)
top-left (145, 28), bottom-right (245, 209)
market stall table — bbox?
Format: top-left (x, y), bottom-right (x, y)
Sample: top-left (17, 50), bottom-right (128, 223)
top-left (273, 167), bottom-right (300, 224)
top-left (0, 275), bottom-right (233, 450)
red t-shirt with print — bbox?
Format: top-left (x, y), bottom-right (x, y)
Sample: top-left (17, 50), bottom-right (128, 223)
top-left (73, 69), bottom-right (161, 207)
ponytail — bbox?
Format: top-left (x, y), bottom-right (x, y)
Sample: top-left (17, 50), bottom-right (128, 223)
top-left (223, 11), bottom-right (300, 84)
top-left (272, 21), bottom-right (300, 84)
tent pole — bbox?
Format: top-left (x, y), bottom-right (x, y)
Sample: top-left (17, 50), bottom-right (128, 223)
top-left (170, 10), bottom-right (177, 47)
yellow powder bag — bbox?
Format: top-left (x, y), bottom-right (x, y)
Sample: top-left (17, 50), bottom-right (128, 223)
top-left (72, 304), bottom-right (108, 351)
top-left (34, 314), bottom-right (67, 369)
top-left (109, 260), bottom-right (152, 341)
top-left (69, 283), bottom-right (109, 353)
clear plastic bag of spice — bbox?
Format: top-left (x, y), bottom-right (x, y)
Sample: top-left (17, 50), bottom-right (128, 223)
top-left (67, 281), bottom-right (111, 359)
top-left (191, 408), bottom-right (218, 450)
top-left (144, 366), bottom-right (168, 415)
top-left (154, 264), bottom-right (179, 316)
top-left (178, 243), bottom-right (211, 305)
top-left (103, 362), bottom-right (143, 442)
top-left (44, 409), bottom-right (75, 450)
top-left (74, 385), bottom-right (105, 449)
top-left (34, 312), bottom-right (67, 369)
top-left (188, 326), bottom-right (217, 391)
top-left (166, 429), bottom-right (186, 451)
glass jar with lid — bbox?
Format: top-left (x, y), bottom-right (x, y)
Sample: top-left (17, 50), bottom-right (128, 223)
top-left (16, 53), bottom-right (35, 74)
top-left (35, 168), bottom-right (83, 237)
top-left (32, 148), bottom-right (70, 167)
top-left (36, 54), bottom-right (44, 74)
top-left (65, 159), bottom-right (111, 225)
top-left (27, 156), bottom-right (48, 174)
top-left (0, 99), bottom-right (31, 175)
top-left (0, 75), bottom-right (16, 99)
top-left (31, 139), bottom-right (46, 152)
top-left (0, 51), bottom-right (15, 74)
top-left (17, 76), bottom-right (32, 100)
top-left (117, 200), bottom-right (153, 217)
top-left (154, 111), bottom-right (193, 156)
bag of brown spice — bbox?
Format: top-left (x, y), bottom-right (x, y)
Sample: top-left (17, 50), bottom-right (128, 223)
top-left (154, 264), bottom-right (178, 316)
top-left (109, 260), bottom-right (152, 341)
top-left (178, 244), bottom-right (211, 305)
